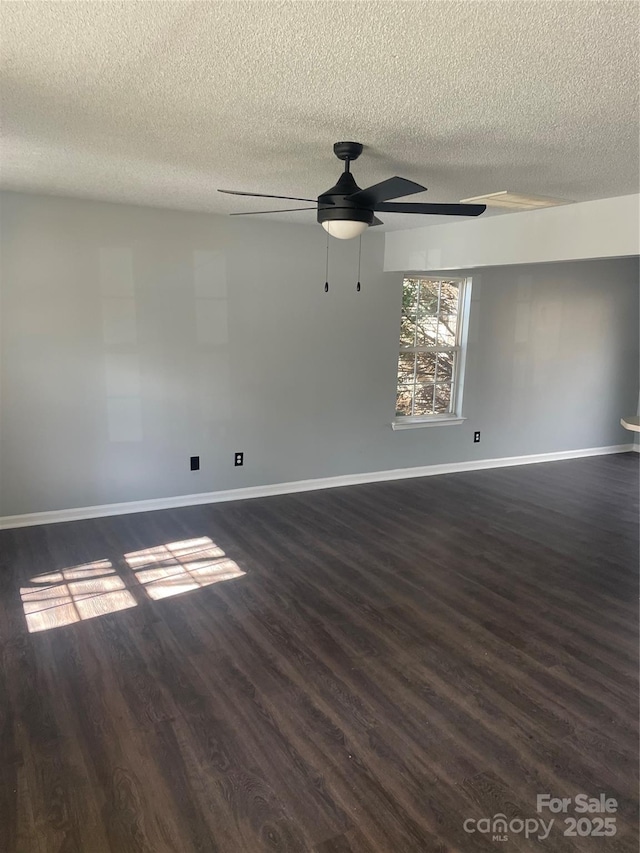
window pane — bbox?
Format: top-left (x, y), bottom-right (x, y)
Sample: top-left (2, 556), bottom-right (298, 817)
top-left (396, 384), bottom-right (413, 416)
top-left (439, 281), bottom-right (460, 314)
top-left (415, 352), bottom-right (436, 383)
top-left (437, 315), bottom-right (457, 346)
top-left (400, 279), bottom-right (420, 346)
top-left (435, 351), bottom-right (454, 384)
top-left (413, 384), bottom-right (435, 415)
top-left (419, 280), bottom-right (440, 314)
top-left (434, 383), bottom-right (452, 413)
top-left (415, 315), bottom-right (439, 347)
top-left (397, 352), bottom-right (415, 384)
top-left (399, 314), bottom-right (416, 347)
top-left (402, 279), bottom-right (420, 316)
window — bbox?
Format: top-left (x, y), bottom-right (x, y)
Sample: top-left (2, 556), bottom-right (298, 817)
top-left (393, 276), bottom-right (471, 428)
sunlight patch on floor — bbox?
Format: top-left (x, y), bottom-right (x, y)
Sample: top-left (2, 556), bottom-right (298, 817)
top-left (124, 537), bottom-right (245, 601)
top-left (20, 560), bottom-right (137, 633)
top-left (20, 539), bottom-right (246, 632)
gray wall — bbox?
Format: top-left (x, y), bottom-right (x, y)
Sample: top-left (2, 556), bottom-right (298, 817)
top-left (1, 191), bottom-right (638, 517)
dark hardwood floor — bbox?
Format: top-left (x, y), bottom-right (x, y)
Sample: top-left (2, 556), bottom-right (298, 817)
top-left (0, 453), bottom-right (638, 852)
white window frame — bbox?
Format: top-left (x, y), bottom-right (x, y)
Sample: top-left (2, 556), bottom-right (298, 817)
top-left (392, 275), bottom-right (472, 430)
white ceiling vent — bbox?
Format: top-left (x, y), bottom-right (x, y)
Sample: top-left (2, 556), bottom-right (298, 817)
top-left (459, 191), bottom-right (571, 210)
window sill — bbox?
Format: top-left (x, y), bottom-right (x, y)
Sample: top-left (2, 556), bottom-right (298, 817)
top-left (391, 416), bottom-right (467, 431)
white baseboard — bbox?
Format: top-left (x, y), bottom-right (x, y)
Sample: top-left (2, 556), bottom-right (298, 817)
top-left (0, 443), bottom-right (634, 531)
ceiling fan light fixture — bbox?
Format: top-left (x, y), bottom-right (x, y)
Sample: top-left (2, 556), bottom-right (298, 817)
top-left (321, 219), bottom-right (369, 240)
top-left (220, 140), bottom-right (487, 229)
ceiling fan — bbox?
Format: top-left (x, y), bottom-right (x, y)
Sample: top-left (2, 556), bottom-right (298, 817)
top-left (219, 141), bottom-right (486, 239)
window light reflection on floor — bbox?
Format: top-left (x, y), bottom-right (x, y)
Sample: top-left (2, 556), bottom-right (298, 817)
top-left (20, 560), bottom-right (137, 633)
top-left (20, 538), bottom-right (245, 633)
top-left (123, 536), bottom-right (245, 601)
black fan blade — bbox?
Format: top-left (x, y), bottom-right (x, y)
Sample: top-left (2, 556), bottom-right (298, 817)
top-left (370, 216), bottom-right (384, 226)
top-left (230, 207), bottom-right (318, 216)
top-left (374, 202), bottom-right (486, 216)
top-left (219, 189), bottom-right (333, 204)
top-left (349, 176), bottom-right (427, 206)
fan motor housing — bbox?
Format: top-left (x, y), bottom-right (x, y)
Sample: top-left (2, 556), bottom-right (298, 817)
top-left (317, 171), bottom-right (374, 228)
top-left (317, 205), bottom-right (373, 227)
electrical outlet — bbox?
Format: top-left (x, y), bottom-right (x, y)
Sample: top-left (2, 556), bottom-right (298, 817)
top-left (234, 452), bottom-right (244, 467)
top-left (190, 456), bottom-right (200, 471)
top-left (473, 431), bottom-right (481, 443)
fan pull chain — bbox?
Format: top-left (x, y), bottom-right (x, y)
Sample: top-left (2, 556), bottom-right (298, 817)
top-left (356, 234), bottom-right (362, 292)
top-left (324, 231), bottom-right (329, 292)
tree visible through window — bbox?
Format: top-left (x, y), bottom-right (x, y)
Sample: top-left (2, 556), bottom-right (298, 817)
top-left (396, 277), bottom-right (467, 418)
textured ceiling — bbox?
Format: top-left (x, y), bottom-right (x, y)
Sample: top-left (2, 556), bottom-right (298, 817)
top-left (1, 1), bottom-right (639, 230)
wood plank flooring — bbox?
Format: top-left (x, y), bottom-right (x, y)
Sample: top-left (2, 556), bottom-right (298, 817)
top-left (0, 453), bottom-right (638, 852)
